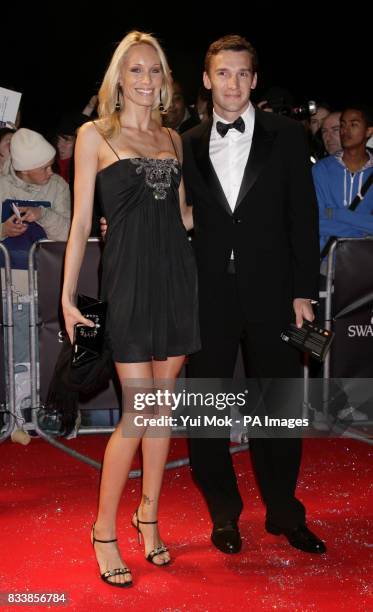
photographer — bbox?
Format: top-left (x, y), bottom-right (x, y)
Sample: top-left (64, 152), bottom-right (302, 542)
top-left (257, 87), bottom-right (325, 160)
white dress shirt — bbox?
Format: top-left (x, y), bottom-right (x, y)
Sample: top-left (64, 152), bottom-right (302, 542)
top-left (209, 104), bottom-right (315, 305)
top-left (210, 103), bottom-right (255, 212)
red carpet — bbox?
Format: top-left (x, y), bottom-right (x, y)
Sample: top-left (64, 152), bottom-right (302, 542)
top-left (1, 436), bottom-right (372, 611)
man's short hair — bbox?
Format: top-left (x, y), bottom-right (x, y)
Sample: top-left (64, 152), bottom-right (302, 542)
top-left (341, 103), bottom-right (373, 128)
top-left (204, 34), bottom-right (258, 74)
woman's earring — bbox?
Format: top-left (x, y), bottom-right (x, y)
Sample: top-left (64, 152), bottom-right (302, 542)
top-left (159, 90), bottom-right (165, 113)
top-left (115, 85), bottom-right (121, 111)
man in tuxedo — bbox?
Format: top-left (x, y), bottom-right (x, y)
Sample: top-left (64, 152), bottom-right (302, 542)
top-left (182, 34), bottom-right (325, 555)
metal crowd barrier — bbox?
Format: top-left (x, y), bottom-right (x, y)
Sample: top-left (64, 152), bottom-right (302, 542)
top-left (3, 237), bottom-right (372, 463)
top-left (0, 243), bottom-right (15, 442)
top-left (314, 237), bottom-right (373, 443)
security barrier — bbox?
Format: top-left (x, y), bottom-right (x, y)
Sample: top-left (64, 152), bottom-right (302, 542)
top-left (0, 243), bottom-right (16, 441)
top-left (318, 237), bottom-right (373, 441)
top-left (2, 238), bottom-right (372, 463)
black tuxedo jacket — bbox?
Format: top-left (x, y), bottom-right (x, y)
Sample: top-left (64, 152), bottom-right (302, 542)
top-left (182, 108), bottom-right (320, 322)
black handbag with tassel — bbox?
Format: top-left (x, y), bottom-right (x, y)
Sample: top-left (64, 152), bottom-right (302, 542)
top-left (38, 296), bottom-right (114, 437)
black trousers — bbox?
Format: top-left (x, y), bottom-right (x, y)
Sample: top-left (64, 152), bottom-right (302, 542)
top-left (188, 273), bottom-right (306, 530)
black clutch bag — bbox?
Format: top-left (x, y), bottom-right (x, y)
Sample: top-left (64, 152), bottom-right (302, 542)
top-left (71, 294), bottom-right (107, 368)
top-left (280, 320), bottom-right (334, 362)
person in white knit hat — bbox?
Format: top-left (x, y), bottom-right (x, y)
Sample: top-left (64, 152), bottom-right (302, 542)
top-left (0, 129), bottom-right (72, 436)
top-left (0, 126), bottom-right (72, 339)
top-left (0, 125), bottom-right (72, 315)
top-left (0, 128), bottom-right (71, 246)
top-left (0, 126), bottom-right (72, 346)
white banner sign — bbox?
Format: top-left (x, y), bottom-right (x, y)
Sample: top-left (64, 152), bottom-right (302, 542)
top-left (0, 87), bottom-right (22, 126)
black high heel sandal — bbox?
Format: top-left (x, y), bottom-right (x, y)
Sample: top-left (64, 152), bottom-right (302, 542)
top-left (91, 524), bottom-right (133, 587)
top-left (132, 509), bottom-right (170, 565)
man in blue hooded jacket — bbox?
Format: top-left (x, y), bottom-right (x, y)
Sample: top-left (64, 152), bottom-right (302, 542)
top-left (312, 105), bottom-right (373, 423)
top-left (312, 105), bottom-right (373, 256)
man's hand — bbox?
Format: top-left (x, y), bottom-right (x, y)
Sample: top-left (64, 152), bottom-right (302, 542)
top-left (17, 206), bottom-right (42, 223)
top-left (2, 215), bottom-right (28, 238)
top-left (100, 216), bottom-right (108, 240)
top-left (293, 298), bottom-right (315, 328)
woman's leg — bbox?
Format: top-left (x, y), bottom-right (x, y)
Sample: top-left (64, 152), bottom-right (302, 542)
top-left (134, 356), bottom-right (185, 565)
top-left (93, 361), bottom-right (152, 585)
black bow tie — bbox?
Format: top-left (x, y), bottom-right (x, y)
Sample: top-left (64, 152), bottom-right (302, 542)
top-left (216, 116), bottom-right (245, 137)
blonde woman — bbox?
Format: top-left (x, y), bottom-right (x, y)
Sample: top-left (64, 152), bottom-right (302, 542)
top-left (62, 31), bottom-right (199, 587)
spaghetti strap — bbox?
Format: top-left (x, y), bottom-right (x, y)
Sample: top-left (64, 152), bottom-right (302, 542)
top-left (92, 120), bottom-right (120, 160)
top-left (166, 128), bottom-right (179, 163)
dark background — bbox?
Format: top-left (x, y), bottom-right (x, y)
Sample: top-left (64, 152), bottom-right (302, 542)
top-left (2, 7), bottom-right (371, 134)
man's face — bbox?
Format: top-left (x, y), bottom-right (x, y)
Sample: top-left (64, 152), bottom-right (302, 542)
top-left (321, 112), bottom-right (342, 155)
top-left (203, 50), bottom-right (257, 121)
top-left (164, 83), bottom-right (186, 129)
top-left (20, 159), bottom-right (55, 185)
top-left (310, 107), bottom-right (330, 135)
top-left (340, 109), bottom-right (373, 150)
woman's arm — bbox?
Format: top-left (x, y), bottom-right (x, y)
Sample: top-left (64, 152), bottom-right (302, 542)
top-left (179, 177), bottom-right (194, 230)
top-left (61, 122), bottom-right (101, 342)
top-left (171, 129), bottom-right (194, 231)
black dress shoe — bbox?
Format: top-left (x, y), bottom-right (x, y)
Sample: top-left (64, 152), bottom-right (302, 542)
top-left (266, 522), bottom-right (326, 554)
top-left (211, 521), bottom-right (242, 554)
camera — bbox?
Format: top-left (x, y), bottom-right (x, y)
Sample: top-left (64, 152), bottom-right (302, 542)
top-left (261, 98), bottom-right (317, 120)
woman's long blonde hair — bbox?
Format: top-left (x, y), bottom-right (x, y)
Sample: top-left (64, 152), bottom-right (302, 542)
top-left (98, 31), bottom-right (173, 138)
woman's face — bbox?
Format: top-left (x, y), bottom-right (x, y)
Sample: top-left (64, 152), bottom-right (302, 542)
top-left (310, 107), bottom-right (330, 135)
top-left (56, 134), bottom-right (75, 160)
top-left (120, 43), bottom-right (163, 110)
top-left (0, 133), bottom-right (13, 160)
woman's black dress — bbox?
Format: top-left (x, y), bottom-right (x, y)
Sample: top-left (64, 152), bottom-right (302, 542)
top-left (95, 155), bottom-right (200, 363)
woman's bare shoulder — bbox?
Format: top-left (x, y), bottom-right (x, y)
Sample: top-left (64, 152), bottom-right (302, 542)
top-left (78, 119), bottom-right (104, 143)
